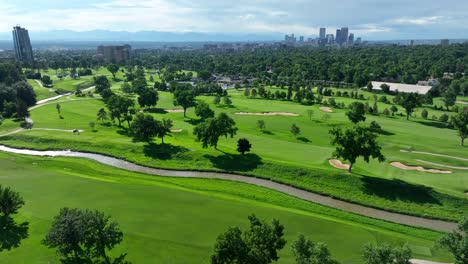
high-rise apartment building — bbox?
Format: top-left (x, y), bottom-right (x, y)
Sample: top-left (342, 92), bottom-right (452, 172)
top-left (12, 26), bottom-right (34, 62)
top-left (97, 44), bottom-right (132, 63)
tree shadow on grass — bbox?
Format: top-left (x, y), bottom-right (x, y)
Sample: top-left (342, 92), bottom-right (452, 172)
top-left (185, 118), bottom-right (203, 126)
top-left (144, 108), bottom-right (168, 114)
top-left (0, 216), bottom-right (29, 252)
top-left (99, 122), bottom-right (113, 127)
top-left (204, 153), bottom-right (263, 172)
top-left (360, 177), bottom-right (441, 205)
top-left (143, 143), bottom-right (189, 160)
top-left (215, 104), bottom-right (235, 109)
top-left (261, 130), bottom-right (275, 135)
top-left (297, 137), bottom-right (311, 143)
top-left (415, 120), bottom-right (448, 129)
top-left (377, 129), bottom-right (395, 136)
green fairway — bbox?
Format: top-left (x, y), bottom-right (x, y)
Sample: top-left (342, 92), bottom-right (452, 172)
top-left (0, 83), bottom-right (467, 221)
top-left (0, 152), bottom-right (452, 264)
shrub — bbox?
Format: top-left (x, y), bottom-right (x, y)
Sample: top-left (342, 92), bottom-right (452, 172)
top-left (421, 109), bottom-right (428, 119)
top-left (439, 114), bottom-right (449, 123)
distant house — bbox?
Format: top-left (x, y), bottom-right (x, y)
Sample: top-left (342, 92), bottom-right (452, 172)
top-left (370, 81), bottom-right (432, 94)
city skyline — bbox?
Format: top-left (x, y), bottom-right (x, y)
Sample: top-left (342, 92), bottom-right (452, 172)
top-left (0, 0), bottom-right (467, 40)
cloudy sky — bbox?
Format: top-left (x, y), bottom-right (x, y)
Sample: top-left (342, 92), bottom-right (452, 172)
top-left (1, 0), bottom-right (467, 40)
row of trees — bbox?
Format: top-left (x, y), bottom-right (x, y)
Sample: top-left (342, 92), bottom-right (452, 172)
top-left (211, 214), bottom-right (468, 264)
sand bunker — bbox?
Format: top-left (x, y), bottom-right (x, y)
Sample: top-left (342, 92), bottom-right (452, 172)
top-left (329, 159), bottom-right (350, 170)
top-left (171, 129), bottom-right (183, 133)
top-left (165, 109), bottom-right (184, 113)
top-left (320, 107), bottom-right (333, 113)
top-left (456, 101), bottom-right (468, 105)
top-left (410, 260), bottom-right (452, 264)
top-left (234, 112), bottom-right (299, 116)
top-left (390, 162), bottom-right (452, 174)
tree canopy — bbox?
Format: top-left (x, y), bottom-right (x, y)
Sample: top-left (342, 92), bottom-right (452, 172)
top-left (211, 214), bottom-right (286, 264)
top-left (43, 208), bottom-right (129, 264)
top-left (193, 112), bottom-right (238, 149)
top-left (329, 126), bottom-right (385, 172)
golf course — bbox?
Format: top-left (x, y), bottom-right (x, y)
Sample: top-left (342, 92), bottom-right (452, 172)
top-left (0, 62), bottom-right (467, 263)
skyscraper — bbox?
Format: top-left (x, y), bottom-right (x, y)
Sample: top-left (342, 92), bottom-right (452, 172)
top-left (12, 26), bottom-right (34, 62)
top-left (320, 28), bottom-right (326, 39)
top-left (340, 27), bottom-right (349, 45)
top-left (335, 29), bottom-right (341, 44)
top-left (348, 33), bottom-right (354, 45)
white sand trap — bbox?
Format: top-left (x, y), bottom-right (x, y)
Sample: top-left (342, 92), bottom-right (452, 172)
top-left (320, 107), bottom-right (333, 113)
top-left (410, 259), bottom-right (452, 264)
top-left (390, 162), bottom-right (452, 174)
top-left (171, 129), bottom-right (183, 133)
top-left (235, 112), bottom-right (299, 116)
top-left (165, 109), bottom-right (184, 113)
top-left (456, 101), bottom-right (468, 105)
top-left (329, 159), bottom-right (350, 170)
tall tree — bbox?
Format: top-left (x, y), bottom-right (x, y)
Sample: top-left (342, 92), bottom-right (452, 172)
top-left (291, 124), bottom-right (301, 138)
top-left (97, 108), bottom-right (108, 123)
top-left (346, 102), bottom-right (367, 124)
top-left (437, 218), bottom-right (468, 264)
top-left (131, 113), bottom-right (159, 142)
top-left (107, 64), bottom-right (119, 79)
top-left (450, 107), bottom-right (468, 146)
top-left (237, 138), bottom-right (252, 155)
top-left (195, 101), bottom-right (215, 120)
top-left (0, 185), bottom-right (25, 217)
top-left (211, 215), bottom-right (286, 264)
top-left (329, 126), bottom-right (385, 172)
top-left (42, 208), bottom-right (129, 264)
top-left (291, 234), bottom-right (339, 264)
top-left (137, 88), bottom-right (159, 109)
top-left (156, 118), bottom-right (173, 144)
top-left (173, 85), bottom-right (196, 117)
top-left (193, 113), bottom-right (237, 149)
top-left (105, 95), bottom-right (134, 126)
top-left (398, 93), bottom-right (422, 120)
top-left (443, 88), bottom-right (457, 110)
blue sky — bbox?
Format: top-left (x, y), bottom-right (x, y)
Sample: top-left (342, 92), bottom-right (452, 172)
top-left (1, 0), bottom-right (467, 40)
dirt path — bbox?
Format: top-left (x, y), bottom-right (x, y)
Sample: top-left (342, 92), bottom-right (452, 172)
top-left (319, 107), bottom-right (333, 113)
top-left (234, 112), bottom-right (299, 116)
top-left (400, 150), bottom-right (468, 162)
top-left (0, 145), bottom-right (457, 232)
top-left (329, 159), bottom-right (350, 170)
top-left (456, 100), bottom-right (468, 105)
top-left (390, 162), bottom-right (452, 174)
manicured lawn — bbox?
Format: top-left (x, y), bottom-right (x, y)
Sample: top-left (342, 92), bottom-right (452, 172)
top-left (0, 152), bottom-right (452, 264)
top-left (27, 80), bottom-right (56, 101)
top-left (0, 86), bottom-right (466, 221)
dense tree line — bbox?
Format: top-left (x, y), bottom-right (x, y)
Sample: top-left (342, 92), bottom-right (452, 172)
top-left (0, 63), bottom-right (37, 119)
top-left (130, 44), bottom-right (468, 88)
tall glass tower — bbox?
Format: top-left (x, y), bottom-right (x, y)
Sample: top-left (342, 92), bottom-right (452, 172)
top-left (12, 26), bottom-right (34, 62)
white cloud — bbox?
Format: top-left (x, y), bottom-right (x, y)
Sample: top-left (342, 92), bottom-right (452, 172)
top-left (391, 16), bottom-right (444, 25)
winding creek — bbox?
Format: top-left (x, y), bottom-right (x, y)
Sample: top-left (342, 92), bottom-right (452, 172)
top-left (0, 145), bottom-right (457, 232)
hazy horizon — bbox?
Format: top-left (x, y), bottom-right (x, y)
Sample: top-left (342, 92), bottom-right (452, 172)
top-left (1, 0), bottom-right (467, 41)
